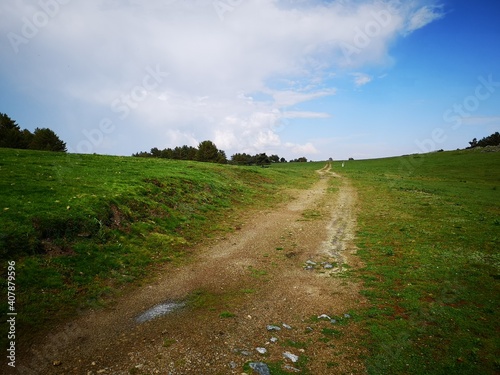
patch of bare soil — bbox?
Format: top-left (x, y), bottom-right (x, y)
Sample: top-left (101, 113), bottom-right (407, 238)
top-left (18, 164), bottom-right (367, 375)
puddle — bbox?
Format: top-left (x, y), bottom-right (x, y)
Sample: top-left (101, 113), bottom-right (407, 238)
top-left (135, 301), bottom-right (185, 323)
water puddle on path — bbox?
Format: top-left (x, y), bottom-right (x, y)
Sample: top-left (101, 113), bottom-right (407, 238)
top-left (135, 301), bottom-right (185, 323)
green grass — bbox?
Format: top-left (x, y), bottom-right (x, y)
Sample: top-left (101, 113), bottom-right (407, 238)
top-left (219, 311), bottom-right (236, 319)
top-left (300, 209), bottom-right (322, 220)
top-left (0, 148), bottom-right (323, 347)
top-left (162, 338), bottom-right (177, 348)
top-left (339, 149), bottom-right (500, 375)
top-left (248, 266), bottom-right (268, 278)
top-left (283, 339), bottom-right (308, 349)
top-left (2, 147), bottom-right (498, 374)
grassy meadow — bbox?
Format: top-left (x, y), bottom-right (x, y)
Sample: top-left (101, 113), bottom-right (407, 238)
top-left (1, 147), bottom-right (499, 374)
top-left (339, 149), bottom-right (500, 374)
top-left (0, 148), bottom-right (322, 347)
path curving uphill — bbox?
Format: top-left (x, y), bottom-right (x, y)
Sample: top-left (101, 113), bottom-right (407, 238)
top-left (21, 164), bottom-right (367, 375)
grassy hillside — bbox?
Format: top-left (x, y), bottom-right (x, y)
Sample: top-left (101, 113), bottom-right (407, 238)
top-left (339, 149), bottom-right (500, 374)
top-left (2, 147), bottom-right (499, 374)
top-left (0, 148), bottom-right (322, 346)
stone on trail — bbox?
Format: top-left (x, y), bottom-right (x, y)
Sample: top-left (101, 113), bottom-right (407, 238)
top-left (249, 362), bottom-right (271, 375)
top-left (282, 323), bottom-right (292, 329)
top-left (317, 314), bottom-right (331, 320)
top-left (284, 364), bottom-right (301, 372)
top-left (266, 325), bottom-right (281, 331)
top-left (256, 347), bottom-right (267, 354)
top-left (283, 351), bottom-right (299, 363)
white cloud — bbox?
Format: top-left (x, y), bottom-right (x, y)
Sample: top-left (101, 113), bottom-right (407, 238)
top-left (268, 88), bottom-right (337, 107)
top-left (283, 111), bottom-right (331, 119)
top-left (285, 142), bottom-right (319, 155)
top-left (404, 4), bottom-right (445, 35)
top-left (351, 72), bottom-right (373, 87)
top-left (0, 0), bottom-right (445, 159)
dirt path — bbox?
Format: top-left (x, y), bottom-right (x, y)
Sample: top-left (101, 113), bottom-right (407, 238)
top-left (19, 164), bottom-right (367, 375)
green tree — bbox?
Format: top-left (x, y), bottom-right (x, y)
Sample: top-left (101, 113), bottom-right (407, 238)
top-left (269, 154), bottom-right (280, 163)
top-left (216, 149), bottom-right (228, 164)
top-left (134, 140), bottom-right (226, 163)
top-left (0, 112), bottom-right (24, 149)
top-left (1, 113), bottom-right (67, 152)
top-left (150, 147), bottom-right (161, 157)
top-left (29, 128), bottom-right (67, 152)
top-left (231, 153), bottom-right (253, 165)
top-left (179, 145), bottom-right (198, 160)
top-left (255, 153), bottom-right (270, 166)
top-left (468, 132), bottom-right (500, 148)
top-left (196, 140), bottom-right (220, 163)
top-left (21, 129), bottom-right (34, 148)
top-left (160, 148), bottom-right (174, 159)
top-left (468, 138), bottom-right (478, 148)
top-left (132, 151), bottom-right (151, 157)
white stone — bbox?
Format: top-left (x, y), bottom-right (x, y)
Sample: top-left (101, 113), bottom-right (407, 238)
top-left (283, 351), bottom-right (299, 363)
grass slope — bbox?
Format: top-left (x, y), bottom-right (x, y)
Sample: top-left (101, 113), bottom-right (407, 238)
top-left (0, 148), bottom-right (322, 348)
top-left (340, 149), bottom-right (500, 374)
top-left (2, 147), bottom-right (498, 374)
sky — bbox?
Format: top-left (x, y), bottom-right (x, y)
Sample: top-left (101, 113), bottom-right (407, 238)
top-left (0, 0), bottom-right (499, 161)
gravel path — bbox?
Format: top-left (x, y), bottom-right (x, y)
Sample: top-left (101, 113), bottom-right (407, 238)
top-left (19, 164), bottom-right (368, 375)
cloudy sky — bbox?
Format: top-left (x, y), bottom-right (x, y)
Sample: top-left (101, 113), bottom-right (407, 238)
top-left (1, 0), bottom-right (499, 160)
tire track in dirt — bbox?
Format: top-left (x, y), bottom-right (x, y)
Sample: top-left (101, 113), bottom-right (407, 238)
top-left (21, 164), bottom-right (367, 375)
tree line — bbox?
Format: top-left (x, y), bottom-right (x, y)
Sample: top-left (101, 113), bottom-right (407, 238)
top-left (133, 142), bottom-right (308, 165)
top-left (133, 141), bottom-right (227, 163)
top-left (0, 112), bottom-right (66, 152)
top-left (467, 132), bottom-right (500, 149)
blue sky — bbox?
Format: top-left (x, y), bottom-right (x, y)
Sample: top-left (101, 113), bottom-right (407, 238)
top-left (1, 0), bottom-right (499, 160)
